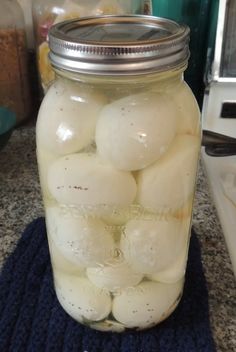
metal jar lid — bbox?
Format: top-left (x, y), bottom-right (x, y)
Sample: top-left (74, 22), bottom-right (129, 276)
top-left (49, 15), bottom-right (190, 75)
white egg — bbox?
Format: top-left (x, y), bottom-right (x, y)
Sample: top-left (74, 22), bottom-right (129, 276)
top-left (37, 80), bottom-right (106, 155)
top-left (48, 238), bottom-right (84, 275)
top-left (120, 218), bottom-right (186, 274)
top-left (100, 204), bottom-right (144, 226)
top-left (95, 92), bottom-right (177, 171)
top-left (86, 255), bottom-right (143, 292)
top-left (147, 253), bottom-right (187, 284)
top-left (37, 148), bottom-right (57, 199)
top-left (46, 206), bottom-right (115, 267)
top-left (147, 239), bottom-right (189, 284)
top-left (100, 206), bottom-right (132, 226)
top-left (112, 279), bottom-right (183, 329)
top-left (47, 153), bottom-right (137, 206)
top-left (170, 82), bottom-right (200, 135)
top-left (54, 272), bottom-right (112, 322)
top-left (136, 135), bottom-right (200, 212)
top-left (143, 216), bottom-right (190, 283)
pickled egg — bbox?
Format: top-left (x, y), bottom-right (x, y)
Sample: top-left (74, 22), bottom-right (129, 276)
top-left (46, 206), bottom-right (115, 267)
top-left (170, 82), bottom-right (200, 136)
top-left (54, 273), bottom-right (112, 322)
top-left (112, 279), bottom-right (183, 329)
top-left (37, 80), bottom-right (106, 155)
top-left (37, 148), bottom-right (57, 199)
top-left (147, 243), bottom-right (188, 284)
top-left (86, 256), bottom-right (143, 292)
top-left (100, 204), bottom-right (144, 226)
top-left (47, 153), bottom-right (137, 206)
top-left (48, 237), bottom-right (84, 275)
top-left (120, 218), bottom-right (185, 274)
top-left (95, 92), bottom-right (177, 171)
top-left (147, 217), bottom-right (190, 283)
top-left (136, 135), bottom-right (200, 212)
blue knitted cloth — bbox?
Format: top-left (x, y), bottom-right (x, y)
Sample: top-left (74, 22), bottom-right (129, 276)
top-left (0, 218), bottom-right (216, 352)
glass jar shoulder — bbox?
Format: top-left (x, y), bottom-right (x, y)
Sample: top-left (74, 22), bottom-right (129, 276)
top-left (164, 80), bottom-right (201, 137)
top-left (36, 77), bottom-right (107, 151)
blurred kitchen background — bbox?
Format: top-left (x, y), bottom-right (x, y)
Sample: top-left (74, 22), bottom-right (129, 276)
top-left (9, 0), bottom-right (236, 278)
top-left (1, 3), bottom-right (236, 350)
top-left (0, 0), bottom-right (222, 129)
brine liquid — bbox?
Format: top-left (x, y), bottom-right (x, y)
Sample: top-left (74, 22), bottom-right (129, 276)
top-left (36, 74), bottom-right (200, 331)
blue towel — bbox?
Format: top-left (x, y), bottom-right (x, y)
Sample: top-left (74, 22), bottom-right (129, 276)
top-left (0, 218), bottom-right (216, 352)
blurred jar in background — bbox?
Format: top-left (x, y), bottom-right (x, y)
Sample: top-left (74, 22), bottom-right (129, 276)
top-left (32, 0), bottom-right (144, 93)
top-left (17, 0), bottom-right (35, 49)
top-left (0, 0), bottom-right (31, 125)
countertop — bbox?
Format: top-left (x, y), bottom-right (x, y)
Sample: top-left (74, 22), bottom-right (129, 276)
top-left (0, 126), bottom-right (235, 352)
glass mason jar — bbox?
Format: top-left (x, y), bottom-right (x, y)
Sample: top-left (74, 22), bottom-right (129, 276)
top-left (0, 0), bottom-right (31, 125)
top-left (36, 16), bottom-right (201, 332)
top-left (32, 0), bottom-right (144, 92)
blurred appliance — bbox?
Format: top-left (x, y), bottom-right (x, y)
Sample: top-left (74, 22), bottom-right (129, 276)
top-left (152, 0), bottom-right (212, 104)
top-left (202, 0), bottom-right (236, 278)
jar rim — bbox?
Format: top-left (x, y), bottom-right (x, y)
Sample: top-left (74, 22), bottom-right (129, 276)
top-left (49, 15), bottom-right (190, 76)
